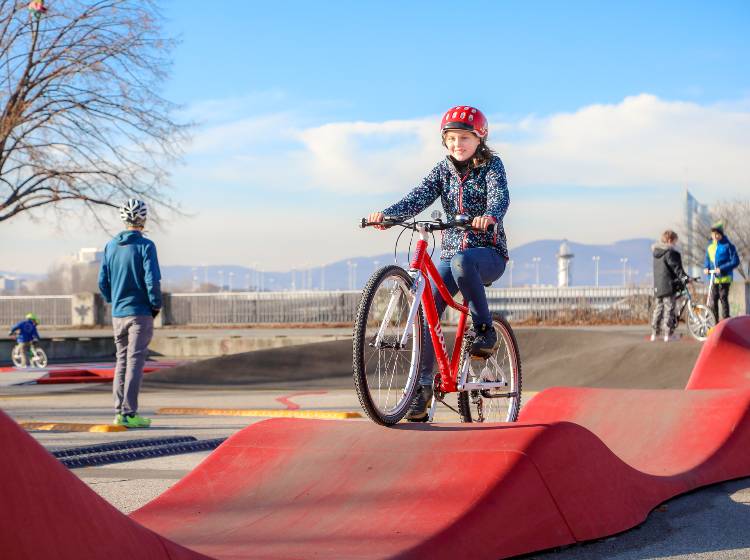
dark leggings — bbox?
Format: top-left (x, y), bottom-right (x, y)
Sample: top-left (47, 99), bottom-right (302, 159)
top-left (418, 248), bottom-right (506, 385)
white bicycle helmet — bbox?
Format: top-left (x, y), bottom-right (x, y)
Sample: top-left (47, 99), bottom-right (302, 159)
top-left (119, 199), bottom-right (148, 226)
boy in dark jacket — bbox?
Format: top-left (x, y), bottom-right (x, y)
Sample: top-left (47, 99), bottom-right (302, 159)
top-left (652, 230), bottom-right (690, 342)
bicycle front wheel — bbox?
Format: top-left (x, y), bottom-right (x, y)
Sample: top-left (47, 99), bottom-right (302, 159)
top-left (458, 315), bottom-right (522, 423)
top-left (11, 345), bottom-right (24, 368)
top-left (353, 265), bottom-right (422, 425)
top-left (687, 304), bottom-right (716, 342)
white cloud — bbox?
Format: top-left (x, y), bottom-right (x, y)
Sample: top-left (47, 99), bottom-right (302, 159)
top-left (7, 94), bottom-right (748, 273)
top-left (503, 94), bottom-right (750, 194)
top-left (181, 93), bottom-right (750, 199)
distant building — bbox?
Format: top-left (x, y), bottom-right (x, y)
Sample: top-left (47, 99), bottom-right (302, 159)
top-left (556, 240), bottom-right (574, 287)
top-left (0, 275), bottom-right (24, 294)
top-left (55, 248), bottom-right (104, 293)
top-left (683, 189), bottom-right (710, 277)
top-left (76, 248), bottom-right (103, 264)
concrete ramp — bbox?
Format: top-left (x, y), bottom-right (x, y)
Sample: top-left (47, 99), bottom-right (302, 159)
top-left (0, 408), bottom-right (207, 560)
top-left (1, 316), bottom-right (750, 559)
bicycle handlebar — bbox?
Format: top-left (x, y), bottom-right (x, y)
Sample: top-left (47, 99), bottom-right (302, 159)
top-left (360, 215), bottom-right (496, 234)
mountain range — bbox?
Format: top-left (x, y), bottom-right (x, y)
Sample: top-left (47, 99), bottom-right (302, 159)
top-left (157, 238), bottom-right (658, 291)
top-left (3, 238), bottom-right (667, 292)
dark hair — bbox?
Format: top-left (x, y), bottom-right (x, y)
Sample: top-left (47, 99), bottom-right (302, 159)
top-left (471, 140), bottom-right (496, 168)
top-left (660, 230), bottom-right (678, 244)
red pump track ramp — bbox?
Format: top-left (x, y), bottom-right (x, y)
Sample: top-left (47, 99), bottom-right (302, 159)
top-left (0, 361), bottom-right (180, 384)
top-left (1, 316), bottom-right (750, 559)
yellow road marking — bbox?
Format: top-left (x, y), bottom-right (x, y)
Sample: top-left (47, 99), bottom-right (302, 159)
top-left (20, 422), bottom-right (126, 433)
top-left (157, 407), bottom-right (362, 420)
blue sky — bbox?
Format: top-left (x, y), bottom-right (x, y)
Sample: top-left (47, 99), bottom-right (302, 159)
top-left (4, 0), bottom-right (749, 273)
top-left (163, 1), bottom-right (748, 117)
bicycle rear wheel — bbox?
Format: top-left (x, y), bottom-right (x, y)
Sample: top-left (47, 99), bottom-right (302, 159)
top-left (458, 315), bottom-right (522, 423)
top-left (31, 346), bottom-right (48, 368)
top-left (687, 304), bottom-right (716, 342)
top-left (353, 265), bottom-right (422, 425)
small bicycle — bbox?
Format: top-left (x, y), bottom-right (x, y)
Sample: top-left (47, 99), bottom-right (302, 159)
top-left (674, 276), bottom-right (716, 342)
top-left (11, 341), bottom-right (48, 368)
top-left (353, 213), bottom-right (522, 426)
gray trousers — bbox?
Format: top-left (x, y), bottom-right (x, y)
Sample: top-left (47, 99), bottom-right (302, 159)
top-left (651, 295), bottom-right (676, 336)
top-left (112, 315), bottom-right (154, 415)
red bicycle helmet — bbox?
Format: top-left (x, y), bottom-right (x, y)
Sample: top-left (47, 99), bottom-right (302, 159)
top-left (440, 106), bottom-right (488, 139)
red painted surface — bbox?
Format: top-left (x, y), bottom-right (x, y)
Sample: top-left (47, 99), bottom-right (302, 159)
top-left (0, 361), bottom-right (180, 383)
top-left (1, 316), bottom-right (749, 559)
top-left (0, 409), bottom-right (208, 560)
top-left (686, 317), bottom-right (750, 390)
top-left (274, 390), bottom-right (327, 410)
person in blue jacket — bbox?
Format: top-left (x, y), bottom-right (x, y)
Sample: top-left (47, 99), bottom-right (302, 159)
top-left (703, 221), bottom-right (740, 322)
top-left (8, 313), bottom-right (41, 367)
top-left (99, 199), bottom-right (162, 428)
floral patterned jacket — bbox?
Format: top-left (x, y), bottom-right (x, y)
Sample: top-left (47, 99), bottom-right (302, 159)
top-left (382, 154), bottom-right (510, 260)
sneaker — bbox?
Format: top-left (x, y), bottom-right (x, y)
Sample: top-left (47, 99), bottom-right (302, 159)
top-left (113, 413), bottom-right (125, 426)
top-left (471, 323), bottom-right (498, 357)
top-left (663, 334), bottom-right (680, 343)
top-left (122, 413), bottom-right (152, 428)
top-left (405, 385), bottom-right (433, 422)
top-left (649, 333), bottom-right (657, 342)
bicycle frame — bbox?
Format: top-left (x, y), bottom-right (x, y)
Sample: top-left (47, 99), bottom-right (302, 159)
top-left (394, 225), bottom-right (507, 394)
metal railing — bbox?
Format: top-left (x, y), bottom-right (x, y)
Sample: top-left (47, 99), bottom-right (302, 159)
top-left (482, 286), bottom-right (655, 323)
top-left (0, 295), bottom-right (73, 326)
top-left (0, 287), bottom-right (662, 327)
top-left (169, 291), bottom-right (361, 325)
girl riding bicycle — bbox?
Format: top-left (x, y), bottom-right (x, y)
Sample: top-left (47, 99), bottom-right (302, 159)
top-left (368, 105), bottom-right (509, 421)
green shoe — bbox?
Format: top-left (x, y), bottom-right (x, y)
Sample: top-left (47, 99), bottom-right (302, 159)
top-left (113, 413), bottom-right (126, 426)
top-left (122, 413), bottom-right (152, 428)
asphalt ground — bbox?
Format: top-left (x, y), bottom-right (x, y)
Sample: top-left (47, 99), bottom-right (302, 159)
top-left (1, 326), bottom-right (748, 559)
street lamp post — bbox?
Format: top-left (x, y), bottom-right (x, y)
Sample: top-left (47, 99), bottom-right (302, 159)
top-left (507, 259), bottom-right (514, 288)
top-left (592, 256), bottom-right (600, 287)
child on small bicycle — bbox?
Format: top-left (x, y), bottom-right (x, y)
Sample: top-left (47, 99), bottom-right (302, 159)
top-left (368, 105), bottom-right (509, 421)
top-left (651, 230), bottom-right (690, 342)
top-left (8, 313), bottom-right (41, 367)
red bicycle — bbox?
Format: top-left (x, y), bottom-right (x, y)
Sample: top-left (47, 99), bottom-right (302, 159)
top-left (353, 213), bottom-right (522, 426)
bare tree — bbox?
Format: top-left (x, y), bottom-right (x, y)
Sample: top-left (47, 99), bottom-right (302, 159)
top-left (0, 0), bottom-right (188, 224)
